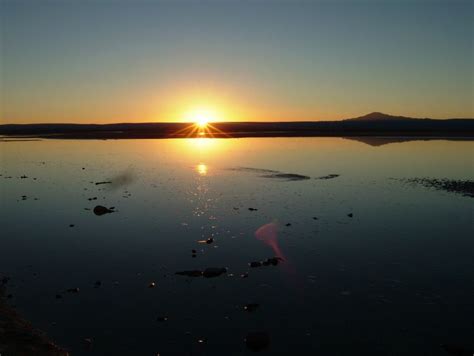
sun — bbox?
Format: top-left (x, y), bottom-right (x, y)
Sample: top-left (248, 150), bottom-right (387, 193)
top-left (195, 114), bottom-right (209, 129)
top-left (185, 108), bottom-right (216, 129)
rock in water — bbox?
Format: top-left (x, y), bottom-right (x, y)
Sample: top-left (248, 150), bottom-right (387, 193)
top-left (93, 205), bottom-right (114, 216)
top-left (202, 268), bottom-right (227, 278)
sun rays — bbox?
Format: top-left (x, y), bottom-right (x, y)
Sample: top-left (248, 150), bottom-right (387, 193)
top-left (167, 119), bottom-right (231, 139)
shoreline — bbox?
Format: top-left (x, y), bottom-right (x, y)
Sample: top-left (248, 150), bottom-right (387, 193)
top-left (1, 132), bottom-right (474, 141)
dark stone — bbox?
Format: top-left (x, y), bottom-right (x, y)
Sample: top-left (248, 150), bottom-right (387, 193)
top-left (266, 257), bottom-right (283, 266)
top-left (347, 213), bottom-right (353, 218)
top-left (316, 174), bottom-right (340, 180)
top-left (203, 267), bottom-right (227, 278)
top-left (66, 288), bottom-right (80, 293)
top-left (248, 208), bottom-right (258, 211)
top-left (93, 205), bottom-right (114, 216)
top-left (249, 261), bottom-right (262, 268)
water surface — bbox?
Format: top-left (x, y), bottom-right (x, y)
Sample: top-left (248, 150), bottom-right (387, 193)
top-left (1, 137), bottom-right (473, 355)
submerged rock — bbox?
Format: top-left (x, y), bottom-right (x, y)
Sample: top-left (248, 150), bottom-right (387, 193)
top-left (251, 257), bottom-right (282, 268)
top-left (316, 174), bottom-right (340, 180)
top-left (203, 268), bottom-right (227, 278)
top-left (397, 177), bottom-right (474, 198)
top-left (175, 270), bottom-right (203, 277)
top-left (83, 338), bottom-right (93, 350)
top-left (261, 173), bottom-right (310, 181)
top-left (175, 268), bottom-right (227, 278)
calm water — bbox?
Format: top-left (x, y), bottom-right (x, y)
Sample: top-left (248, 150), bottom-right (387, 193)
top-left (1, 137), bottom-right (473, 355)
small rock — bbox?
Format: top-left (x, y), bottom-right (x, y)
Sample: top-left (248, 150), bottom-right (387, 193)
top-left (203, 267), bottom-right (227, 278)
top-left (285, 223), bottom-right (292, 227)
top-left (248, 208), bottom-right (258, 211)
top-left (148, 282), bottom-right (156, 288)
top-left (156, 316), bottom-right (168, 322)
top-left (206, 238), bottom-right (214, 244)
top-left (347, 213), bottom-right (353, 218)
top-left (249, 261), bottom-right (262, 268)
top-left (93, 205), bottom-right (114, 216)
top-left (66, 288), bottom-right (80, 293)
top-left (83, 338), bottom-right (93, 349)
top-left (94, 281), bottom-right (102, 288)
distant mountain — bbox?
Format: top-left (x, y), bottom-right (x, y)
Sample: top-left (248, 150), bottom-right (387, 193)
top-left (346, 112), bottom-right (427, 121)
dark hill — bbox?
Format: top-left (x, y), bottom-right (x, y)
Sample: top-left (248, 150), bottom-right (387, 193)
top-left (1, 113), bottom-right (473, 139)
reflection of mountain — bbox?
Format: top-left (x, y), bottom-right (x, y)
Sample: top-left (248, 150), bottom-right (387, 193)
top-left (343, 136), bottom-right (469, 147)
top-left (1, 112), bottom-right (473, 139)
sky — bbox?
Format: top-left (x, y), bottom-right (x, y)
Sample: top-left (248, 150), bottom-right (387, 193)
top-left (0, 0), bottom-right (473, 124)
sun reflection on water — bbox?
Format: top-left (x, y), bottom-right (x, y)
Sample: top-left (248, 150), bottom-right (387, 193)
top-left (196, 163), bottom-right (208, 176)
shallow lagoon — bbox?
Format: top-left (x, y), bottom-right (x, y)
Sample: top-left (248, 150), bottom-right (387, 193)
top-left (1, 137), bottom-right (473, 355)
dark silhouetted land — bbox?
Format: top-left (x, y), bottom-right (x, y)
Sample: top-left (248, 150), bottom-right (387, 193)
top-left (1, 112), bottom-right (473, 140)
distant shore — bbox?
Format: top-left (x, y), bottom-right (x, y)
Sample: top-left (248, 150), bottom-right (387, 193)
top-left (1, 118), bottom-right (473, 140)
